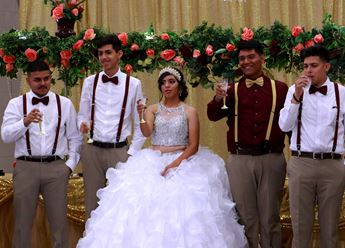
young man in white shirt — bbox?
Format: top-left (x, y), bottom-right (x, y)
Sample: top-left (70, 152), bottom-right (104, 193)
top-left (78, 35), bottom-right (145, 219)
top-left (1, 60), bottom-right (82, 248)
top-left (279, 45), bottom-right (345, 248)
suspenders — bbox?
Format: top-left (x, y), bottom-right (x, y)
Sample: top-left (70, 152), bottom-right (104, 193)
top-left (22, 93), bottom-right (62, 155)
top-left (89, 73), bottom-right (130, 143)
top-left (234, 79), bottom-right (277, 153)
top-left (296, 83), bottom-right (340, 156)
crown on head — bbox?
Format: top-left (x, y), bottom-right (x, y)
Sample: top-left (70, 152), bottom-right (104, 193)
top-left (159, 67), bottom-right (182, 81)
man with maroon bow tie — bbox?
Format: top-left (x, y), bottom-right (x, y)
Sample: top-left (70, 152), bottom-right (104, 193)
top-left (1, 60), bottom-right (82, 248)
top-left (279, 45), bottom-right (345, 248)
top-left (207, 40), bottom-right (288, 248)
top-left (78, 34), bottom-right (145, 219)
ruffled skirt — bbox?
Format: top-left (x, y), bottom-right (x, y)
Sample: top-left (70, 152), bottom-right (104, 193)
top-left (77, 147), bottom-right (248, 248)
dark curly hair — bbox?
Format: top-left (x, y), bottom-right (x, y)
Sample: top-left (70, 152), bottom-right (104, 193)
top-left (157, 67), bottom-right (188, 101)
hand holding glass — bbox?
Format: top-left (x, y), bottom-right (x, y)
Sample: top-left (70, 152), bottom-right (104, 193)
top-left (85, 121), bottom-right (93, 143)
top-left (37, 111), bottom-right (45, 136)
top-left (220, 79), bottom-right (228, 109)
top-left (140, 97), bottom-right (147, 124)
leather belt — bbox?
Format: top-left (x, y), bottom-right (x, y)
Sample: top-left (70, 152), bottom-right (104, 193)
top-left (91, 140), bottom-right (127, 149)
top-left (17, 156), bottom-right (61, 163)
top-left (291, 151), bottom-right (342, 160)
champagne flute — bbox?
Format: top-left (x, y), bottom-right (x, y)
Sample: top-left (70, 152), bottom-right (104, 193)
top-left (38, 110), bottom-right (45, 136)
top-left (221, 78), bottom-right (228, 109)
top-left (140, 97), bottom-right (147, 124)
top-left (85, 120), bottom-right (93, 144)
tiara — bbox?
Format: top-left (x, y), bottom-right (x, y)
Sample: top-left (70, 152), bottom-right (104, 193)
top-left (159, 67), bottom-right (182, 81)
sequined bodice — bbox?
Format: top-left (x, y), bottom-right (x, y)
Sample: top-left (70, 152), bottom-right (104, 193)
top-left (151, 102), bottom-right (188, 146)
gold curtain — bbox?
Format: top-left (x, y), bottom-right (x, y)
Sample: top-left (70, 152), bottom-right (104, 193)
top-left (19, 0), bottom-right (345, 159)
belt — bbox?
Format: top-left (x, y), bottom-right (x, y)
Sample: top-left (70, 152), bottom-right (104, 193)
top-left (234, 147), bottom-right (281, 156)
top-left (17, 156), bottom-right (62, 163)
top-left (91, 140), bottom-right (127, 149)
top-left (291, 151), bottom-right (342, 160)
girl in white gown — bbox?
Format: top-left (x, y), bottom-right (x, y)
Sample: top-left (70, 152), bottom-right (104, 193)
top-left (77, 67), bottom-right (248, 248)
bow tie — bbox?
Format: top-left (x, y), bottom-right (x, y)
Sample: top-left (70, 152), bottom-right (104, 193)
top-left (32, 96), bottom-right (49, 105)
top-left (309, 85), bottom-right (327, 95)
top-left (245, 77), bottom-right (264, 88)
top-left (102, 74), bottom-right (118, 85)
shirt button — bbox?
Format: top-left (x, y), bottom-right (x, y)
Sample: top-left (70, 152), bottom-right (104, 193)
top-left (254, 89), bottom-right (258, 93)
top-left (254, 136), bottom-right (257, 139)
top-left (254, 124), bottom-right (257, 127)
top-left (255, 113), bottom-right (258, 116)
top-left (255, 100), bottom-right (259, 104)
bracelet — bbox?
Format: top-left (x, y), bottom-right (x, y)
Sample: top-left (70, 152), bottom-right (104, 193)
top-left (293, 93), bottom-right (301, 103)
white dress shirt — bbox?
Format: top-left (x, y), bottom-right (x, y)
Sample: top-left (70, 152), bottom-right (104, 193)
top-left (78, 70), bottom-right (146, 155)
top-left (1, 91), bottom-right (83, 170)
top-left (279, 77), bottom-right (345, 154)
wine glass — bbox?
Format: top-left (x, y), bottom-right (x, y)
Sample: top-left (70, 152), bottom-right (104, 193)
top-left (38, 111), bottom-right (45, 136)
top-left (220, 78), bottom-right (228, 109)
top-left (85, 120), bottom-right (93, 144)
top-left (140, 97), bottom-right (147, 124)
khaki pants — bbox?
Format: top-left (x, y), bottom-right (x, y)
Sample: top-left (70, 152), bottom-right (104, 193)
top-left (81, 143), bottom-right (129, 220)
top-left (12, 159), bottom-right (70, 248)
top-left (226, 153), bottom-right (286, 248)
top-left (288, 156), bottom-right (345, 248)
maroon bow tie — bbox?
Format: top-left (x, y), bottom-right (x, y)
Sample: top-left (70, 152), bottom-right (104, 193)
top-left (309, 85), bottom-right (327, 95)
top-left (32, 96), bottom-right (49, 105)
top-left (102, 74), bottom-right (118, 85)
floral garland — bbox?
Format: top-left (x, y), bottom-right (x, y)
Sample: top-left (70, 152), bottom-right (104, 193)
top-left (0, 14), bottom-right (344, 94)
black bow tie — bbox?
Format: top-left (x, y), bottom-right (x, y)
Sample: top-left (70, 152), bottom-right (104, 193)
top-left (102, 74), bottom-right (118, 85)
top-left (32, 96), bottom-right (49, 105)
top-left (309, 85), bottom-right (327, 95)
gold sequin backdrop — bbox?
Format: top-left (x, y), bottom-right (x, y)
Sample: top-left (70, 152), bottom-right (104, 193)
top-left (20, 0), bottom-right (345, 160)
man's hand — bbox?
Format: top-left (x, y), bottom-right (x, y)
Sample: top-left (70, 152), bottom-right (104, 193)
top-left (23, 109), bottom-right (42, 127)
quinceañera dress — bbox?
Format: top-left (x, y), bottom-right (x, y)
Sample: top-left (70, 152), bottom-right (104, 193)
top-left (77, 103), bottom-right (248, 248)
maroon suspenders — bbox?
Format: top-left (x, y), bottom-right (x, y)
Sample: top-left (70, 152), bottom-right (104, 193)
top-left (89, 73), bottom-right (130, 143)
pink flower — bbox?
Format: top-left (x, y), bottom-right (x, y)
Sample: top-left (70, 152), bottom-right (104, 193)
top-left (2, 55), bottom-right (15, 64)
top-left (71, 8), bottom-right (79, 16)
top-left (314, 34), bottom-right (324, 44)
top-left (70, 0), bottom-right (78, 5)
top-left (146, 49), bottom-right (155, 57)
top-left (205, 45), bottom-right (214, 56)
top-left (226, 43), bottom-right (236, 52)
top-left (160, 49), bottom-right (176, 61)
top-left (5, 63), bottom-right (13, 73)
top-left (193, 49), bottom-right (201, 58)
top-left (73, 40), bottom-right (84, 50)
top-left (42, 47), bottom-right (47, 54)
top-left (130, 43), bottom-right (140, 51)
top-left (291, 26), bottom-right (303, 37)
top-left (241, 27), bottom-right (254, 41)
top-left (173, 56), bottom-right (185, 66)
top-left (60, 50), bottom-right (72, 60)
top-left (52, 4), bottom-right (64, 20)
top-left (24, 48), bottom-right (37, 62)
top-left (305, 39), bottom-right (315, 48)
top-left (124, 64), bottom-right (133, 74)
top-left (0, 48), bottom-right (4, 58)
top-left (83, 29), bottom-right (96, 41)
top-left (161, 33), bottom-right (170, 40)
top-left (293, 43), bottom-right (304, 52)
top-left (118, 32), bottom-right (128, 46)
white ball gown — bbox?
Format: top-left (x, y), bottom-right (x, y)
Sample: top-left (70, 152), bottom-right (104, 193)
top-left (77, 103), bottom-right (248, 248)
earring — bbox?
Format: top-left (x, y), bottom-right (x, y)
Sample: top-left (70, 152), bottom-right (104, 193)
top-left (179, 90), bottom-right (182, 97)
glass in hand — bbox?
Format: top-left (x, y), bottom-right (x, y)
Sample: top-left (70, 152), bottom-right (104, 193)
top-left (38, 111), bottom-right (45, 136)
top-left (85, 121), bottom-right (93, 144)
top-left (221, 79), bottom-right (228, 109)
top-left (140, 97), bottom-right (147, 124)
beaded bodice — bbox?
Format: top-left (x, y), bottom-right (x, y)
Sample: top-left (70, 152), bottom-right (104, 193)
top-left (151, 102), bottom-right (189, 146)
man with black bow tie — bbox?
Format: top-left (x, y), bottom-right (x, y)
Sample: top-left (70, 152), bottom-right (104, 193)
top-left (279, 45), bottom-right (345, 248)
top-left (1, 60), bottom-right (82, 248)
top-left (78, 34), bottom-right (145, 219)
top-left (207, 40), bottom-right (288, 248)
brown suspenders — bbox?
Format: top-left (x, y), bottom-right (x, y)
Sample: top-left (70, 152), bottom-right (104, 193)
top-left (23, 93), bottom-right (62, 155)
top-left (296, 83), bottom-right (340, 155)
top-left (89, 73), bottom-right (130, 143)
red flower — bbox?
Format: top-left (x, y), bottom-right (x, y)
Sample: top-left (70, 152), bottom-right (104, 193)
top-left (0, 48), bottom-right (4, 58)
top-left (42, 47), bottom-right (48, 54)
top-left (160, 49), bottom-right (176, 61)
top-left (293, 43), bottom-right (304, 52)
top-left (130, 43), bottom-right (140, 51)
top-left (118, 32), bottom-right (128, 46)
top-left (61, 59), bottom-right (70, 68)
top-left (173, 56), bottom-right (185, 66)
top-left (24, 48), bottom-right (37, 62)
top-left (193, 49), bottom-right (201, 58)
top-left (305, 39), bottom-right (315, 48)
top-left (205, 45), bottom-right (214, 56)
top-left (73, 40), bottom-right (84, 50)
top-left (60, 50), bottom-right (72, 60)
top-left (161, 33), bottom-right (170, 40)
top-left (5, 63), bottom-right (14, 73)
top-left (241, 27), bottom-right (254, 41)
top-left (52, 4), bottom-right (64, 20)
top-left (124, 64), bottom-right (133, 74)
top-left (71, 8), bottom-right (79, 16)
top-left (291, 26), bottom-right (303, 37)
top-left (3, 55), bottom-right (15, 64)
top-left (83, 29), bottom-right (96, 41)
top-left (146, 49), bottom-right (155, 57)
top-left (314, 34), bottom-right (324, 44)
top-left (226, 43), bottom-right (236, 52)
